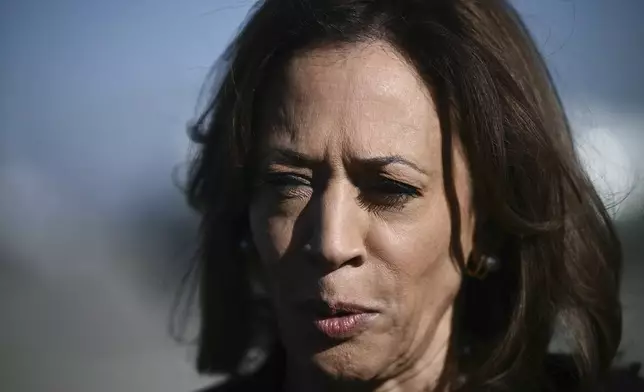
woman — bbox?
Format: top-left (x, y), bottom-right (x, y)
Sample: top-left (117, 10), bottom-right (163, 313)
top-left (184, 0), bottom-right (635, 390)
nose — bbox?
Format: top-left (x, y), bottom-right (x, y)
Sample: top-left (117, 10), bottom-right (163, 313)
top-left (305, 181), bottom-right (366, 270)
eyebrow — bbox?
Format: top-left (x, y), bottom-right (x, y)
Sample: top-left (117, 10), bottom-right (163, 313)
top-left (266, 148), bottom-right (428, 175)
top-left (267, 148), bottom-right (318, 169)
top-left (359, 156), bottom-right (428, 175)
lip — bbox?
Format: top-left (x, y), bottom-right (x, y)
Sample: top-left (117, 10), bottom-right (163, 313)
top-left (313, 312), bottom-right (378, 339)
top-left (299, 300), bottom-right (380, 339)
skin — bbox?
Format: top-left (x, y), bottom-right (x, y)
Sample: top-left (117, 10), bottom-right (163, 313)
top-left (248, 41), bottom-right (476, 392)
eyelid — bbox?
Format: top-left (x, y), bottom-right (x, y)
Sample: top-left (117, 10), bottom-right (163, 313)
top-left (380, 177), bottom-right (420, 192)
top-left (263, 171), bottom-right (312, 188)
top-left (361, 175), bottom-right (422, 196)
top-left (265, 161), bottom-right (312, 174)
top-left (354, 176), bottom-right (422, 215)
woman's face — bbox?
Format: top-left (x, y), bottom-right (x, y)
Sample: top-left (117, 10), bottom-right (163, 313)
top-left (249, 41), bottom-right (476, 383)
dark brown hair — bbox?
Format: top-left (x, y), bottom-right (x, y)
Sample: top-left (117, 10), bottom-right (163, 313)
top-left (184, 0), bottom-right (622, 390)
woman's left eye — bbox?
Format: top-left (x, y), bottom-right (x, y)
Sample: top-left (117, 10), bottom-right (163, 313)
top-left (358, 178), bottom-right (421, 212)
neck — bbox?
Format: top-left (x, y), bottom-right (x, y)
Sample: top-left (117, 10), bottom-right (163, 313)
top-left (374, 343), bottom-right (449, 392)
top-left (284, 309), bottom-right (454, 392)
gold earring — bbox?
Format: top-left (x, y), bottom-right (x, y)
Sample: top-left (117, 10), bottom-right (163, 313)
top-left (466, 253), bottom-right (500, 280)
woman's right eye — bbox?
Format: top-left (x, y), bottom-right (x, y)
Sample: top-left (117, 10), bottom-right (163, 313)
top-left (263, 172), bottom-right (312, 199)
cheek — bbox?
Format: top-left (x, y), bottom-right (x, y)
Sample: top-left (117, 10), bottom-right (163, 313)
top-left (372, 195), bottom-right (454, 274)
top-left (372, 223), bottom-right (457, 297)
top-left (249, 199), bottom-right (296, 264)
top-left (368, 195), bottom-right (463, 316)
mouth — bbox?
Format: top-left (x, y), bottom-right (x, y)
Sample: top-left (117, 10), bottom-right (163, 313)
top-left (302, 300), bottom-right (380, 339)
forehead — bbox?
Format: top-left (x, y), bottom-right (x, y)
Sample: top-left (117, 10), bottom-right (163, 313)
top-left (260, 41), bottom-right (441, 163)
top-left (289, 42), bottom-right (427, 105)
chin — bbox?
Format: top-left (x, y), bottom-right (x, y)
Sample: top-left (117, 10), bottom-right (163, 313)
top-left (309, 339), bottom-right (384, 381)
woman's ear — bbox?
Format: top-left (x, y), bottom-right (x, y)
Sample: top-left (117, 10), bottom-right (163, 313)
top-left (473, 216), bottom-right (505, 255)
top-left (465, 218), bottom-right (504, 279)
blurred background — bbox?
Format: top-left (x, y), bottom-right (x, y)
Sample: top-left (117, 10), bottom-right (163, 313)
top-left (1, 0), bottom-right (642, 391)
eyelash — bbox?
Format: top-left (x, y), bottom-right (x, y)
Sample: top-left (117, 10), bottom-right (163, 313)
top-left (263, 172), bottom-right (311, 199)
top-left (263, 172), bottom-right (421, 212)
top-left (357, 178), bottom-right (421, 213)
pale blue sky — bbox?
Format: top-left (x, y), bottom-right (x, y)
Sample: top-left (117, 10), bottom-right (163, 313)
top-left (1, 0), bottom-right (254, 215)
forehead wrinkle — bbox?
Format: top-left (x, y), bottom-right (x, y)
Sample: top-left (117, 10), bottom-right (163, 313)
top-left (263, 40), bottom-right (440, 171)
top-left (289, 41), bottom-right (426, 106)
top-left (284, 41), bottom-right (430, 115)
